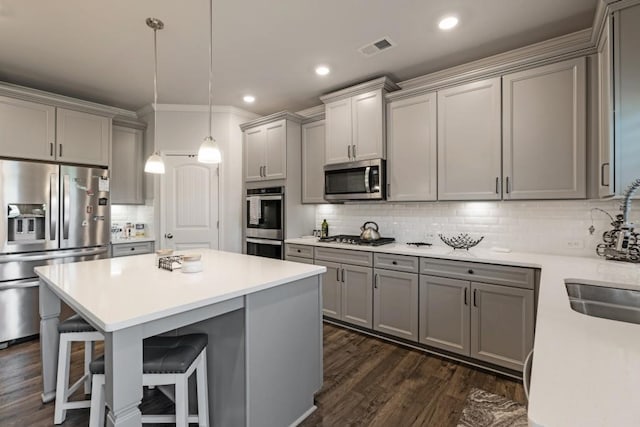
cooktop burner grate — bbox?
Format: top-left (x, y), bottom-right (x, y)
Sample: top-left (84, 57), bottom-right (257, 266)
top-left (319, 235), bottom-right (395, 246)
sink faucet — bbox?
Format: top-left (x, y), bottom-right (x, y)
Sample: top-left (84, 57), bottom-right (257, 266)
top-left (597, 178), bottom-right (640, 262)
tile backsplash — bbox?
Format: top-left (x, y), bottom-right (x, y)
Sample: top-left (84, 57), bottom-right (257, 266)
top-left (316, 199), bottom-right (626, 257)
top-left (111, 204), bottom-right (155, 236)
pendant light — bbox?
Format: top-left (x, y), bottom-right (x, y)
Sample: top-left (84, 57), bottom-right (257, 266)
top-left (197, 0), bottom-right (222, 164)
top-left (144, 18), bottom-right (166, 174)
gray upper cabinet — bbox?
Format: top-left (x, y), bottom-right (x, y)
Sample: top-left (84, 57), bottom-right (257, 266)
top-left (386, 92), bottom-right (437, 201)
top-left (502, 58), bottom-right (586, 199)
top-left (598, 17), bottom-right (615, 198)
top-left (301, 120), bottom-right (326, 203)
top-left (56, 108), bottom-right (110, 167)
top-left (437, 78), bottom-right (502, 200)
top-left (243, 118), bottom-right (287, 182)
top-left (111, 125), bottom-right (144, 204)
top-left (324, 98), bottom-right (352, 165)
top-left (419, 275), bottom-right (470, 356)
top-left (470, 282), bottom-right (534, 371)
top-left (342, 264), bottom-right (373, 328)
top-left (351, 91), bottom-right (384, 161)
top-left (0, 96), bottom-right (55, 162)
top-left (373, 268), bottom-right (418, 341)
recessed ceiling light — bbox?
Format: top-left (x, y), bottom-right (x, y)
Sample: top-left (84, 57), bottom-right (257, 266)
top-left (438, 16), bottom-right (459, 31)
top-left (315, 65), bottom-right (330, 76)
top-left (243, 95), bottom-right (255, 103)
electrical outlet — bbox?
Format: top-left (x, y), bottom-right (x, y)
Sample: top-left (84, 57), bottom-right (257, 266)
top-left (425, 232), bottom-right (436, 241)
top-left (566, 239), bottom-right (584, 249)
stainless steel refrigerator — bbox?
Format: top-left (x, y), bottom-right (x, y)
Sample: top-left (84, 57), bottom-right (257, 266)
top-left (0, 159), bottom-right (110, 347)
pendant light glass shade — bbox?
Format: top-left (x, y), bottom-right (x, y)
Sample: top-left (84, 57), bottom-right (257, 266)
top-left (144, 152), bottom-right (165, 174)
top-left (144, 18), bottom-right (166, 174)
top-left (198, 136), bottom-right (222, 164)
top-left (198, 0), bottom-right (222, 165)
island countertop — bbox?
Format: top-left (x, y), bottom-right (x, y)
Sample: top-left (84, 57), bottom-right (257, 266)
top-left (35, 249), bottom-right (326, 332)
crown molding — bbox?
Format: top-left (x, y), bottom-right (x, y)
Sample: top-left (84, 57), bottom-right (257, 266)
top-left (135, 103), bottom-right (259, 119)
top-left (320, 76), bottom-right (399, 103)
top-left (0, 81), bottom-right (137, 119)
top-left (112, 117), bottom-right (147, 130)
top-left (296, 104), bottom-right (326, 121)
top-left (239, 111), bottom-right (305, 131)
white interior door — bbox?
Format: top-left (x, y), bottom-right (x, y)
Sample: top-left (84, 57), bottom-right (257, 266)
top-left (161, 155), bottom-right (219, 251)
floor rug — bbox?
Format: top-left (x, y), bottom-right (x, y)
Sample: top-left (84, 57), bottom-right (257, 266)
top-left (457, 387), bottom-right (528, 427)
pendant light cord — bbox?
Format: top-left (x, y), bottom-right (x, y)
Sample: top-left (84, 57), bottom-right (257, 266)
top-left (153, 25), bottom-right (159, 151)
top-left (208, 0), bottom-right (213, 138)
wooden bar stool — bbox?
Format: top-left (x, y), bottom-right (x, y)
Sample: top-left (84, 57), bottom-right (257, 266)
top-left (54, 314), bottom-right (104, 424)
top-left (89, 333), bottom-right (210, 427)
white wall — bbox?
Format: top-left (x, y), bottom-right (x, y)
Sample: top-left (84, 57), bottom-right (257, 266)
top-left (140, 105), bottom-right (257, 252)
top-left (316, 199), bottom-right (624, 257)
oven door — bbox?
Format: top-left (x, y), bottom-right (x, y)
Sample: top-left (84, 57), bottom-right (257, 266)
top-left (324, 159), bottom-right (384, 201)
top-left (246, 238), bottom-right (283, 260)
top-left (246, 195), bottom-right (284, 239)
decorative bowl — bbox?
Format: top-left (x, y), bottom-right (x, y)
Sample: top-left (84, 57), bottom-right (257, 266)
top-left (438, 233), bottom-right (484, 250)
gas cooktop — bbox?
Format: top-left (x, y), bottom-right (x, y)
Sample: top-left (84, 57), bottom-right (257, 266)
top-left (319, 235), bottom-right (396, 246)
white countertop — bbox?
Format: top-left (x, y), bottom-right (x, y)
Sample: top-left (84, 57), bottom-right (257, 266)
top-left (111, 237), bottom-right (156, 245)
top-left (35, 250), bottom-right (325, 332)
top-left (285, 238), bottom-right (640, 427)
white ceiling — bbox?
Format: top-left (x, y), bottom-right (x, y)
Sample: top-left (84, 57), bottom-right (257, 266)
top-left (0, 0), bottom-right (598, 115)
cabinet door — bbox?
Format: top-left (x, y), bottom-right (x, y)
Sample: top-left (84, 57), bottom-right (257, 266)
top-left (245, 126), bottom-right (265, 182)
top-left (387, 93), bottom-right (437, 201)
top-left (56, 108), bottom-right (110, 166)
top-left (342, 264), bottom-right (373, 328)
top-left (419, 275), bottom-right (470, 356)
top-left (264, 120), bottom-right (286, 180)
top-left (470, 282), bottom-right (534, 371)
top-left (373, 269), bottom-right (418, 341)
top-left (0, 96), bottom-right (55, 161)
top-left (503, 58), bottom-right (586, 199)
top-left (302, 120), bottom-right (326, 203)
top-left (598, 18), bottom-right (615, 198)
top-left (314, 260), bottom-right (342, 319)
top-left (325, 98), bottom-right (352, 165)
top-left (437, 78), bottom-right (502, 200)
top-left (352, 90), bottom-right (384, 161)
top-left (111, 126), bottom-right (144, 204)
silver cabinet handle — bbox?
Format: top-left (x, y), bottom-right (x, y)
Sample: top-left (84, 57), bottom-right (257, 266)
top-left (387, 183), bottom-right (391, 197)
top-left (348, 145), bottom-right (351, 160)
top-left (523, 349), bottom-right (534, 400)
top-left (505, 176), bottom-right (510, 194)
top-left (341, 268), bottom-right (345, 283)
top-left (374, 273), bottom-right (378, 289)
top-left (464, 288), bottom-right (468, 305)
top-left (263, 165), bottom-right (266, 177)
top-left (336, 267), bottom-right (340, 282)
top-left (495, 177), bottom-right (500, 194)
top-left (59, 144), bottom-right (63, 157)
top-left (50, 142), bottom-right (54, 157)
top-left (352, 144), bottom-right (356, 159)
top-left (473, 289), bottom-right (478, 307)
top-left (601, 162), bottom-right (610, 187)
top-left (62, 175), bottom-right (70, 240)
top-left (49, 173), bottom-right (58, 241)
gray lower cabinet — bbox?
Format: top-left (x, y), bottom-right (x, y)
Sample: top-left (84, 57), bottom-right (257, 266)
top-left (470, 282), bottom-right (534, 371)
top-left (111, 241), bottom-right (155, 257)
top-left (373, 268), bottom-right (418, 341)
top-left (419, 275), bottom-right (470, 355)
top-left (315, 260), bottom-right (372, 328)
top-left (285, 255), bottom-right (314, 265)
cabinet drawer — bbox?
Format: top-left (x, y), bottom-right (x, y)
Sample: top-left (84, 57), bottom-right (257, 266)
top-left (419, 258), bottom-right (535, 290)
top-left (285, 244), bottom-right (314, 259)
top-left (314, 247), bottom-right (373, 267)
top-left (112, 241), bottom-right (154, 258)
top-left (285, 255), bottom-right (315, 265)
top-left (374, 253), bottom-right (419, 273)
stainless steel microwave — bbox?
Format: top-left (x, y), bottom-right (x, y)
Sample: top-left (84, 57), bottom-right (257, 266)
top-left (324, 159), bottom-right (385, 201)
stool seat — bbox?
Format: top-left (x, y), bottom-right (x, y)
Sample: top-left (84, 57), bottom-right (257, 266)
top-left (58, 314), bottom-right (96, 333)
top-left (90, 334), bottom-right (208, 375)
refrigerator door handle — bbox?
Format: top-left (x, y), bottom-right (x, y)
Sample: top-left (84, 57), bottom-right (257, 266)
top-left (0, 278), bottom-right (40, 291)
top-left (49, 173), bottom-right (58, 241)
top-left (0, 247), bottom-right (108, 263)
top-left (62, 175), bottom-right (70, 240)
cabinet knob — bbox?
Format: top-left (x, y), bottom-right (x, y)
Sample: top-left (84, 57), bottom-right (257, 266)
top-left (392, 261), bottom-right (398, 265)
top-left (297, 249), bottom-right (301, 253)
top-left (130, 247), bottom-right (135, 251)
top-left (468, 269), bottom-right (474, 274)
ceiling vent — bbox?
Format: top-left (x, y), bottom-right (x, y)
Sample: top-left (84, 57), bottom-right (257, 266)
top-left (358, 37), bottom-right (397, 57)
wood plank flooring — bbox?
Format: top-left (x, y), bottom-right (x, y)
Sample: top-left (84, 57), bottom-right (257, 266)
top-left (0, 323), bottom-right (525, 426)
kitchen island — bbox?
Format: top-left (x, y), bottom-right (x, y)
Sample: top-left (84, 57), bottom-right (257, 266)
top-left (36, 250), bottom-right (326, 427)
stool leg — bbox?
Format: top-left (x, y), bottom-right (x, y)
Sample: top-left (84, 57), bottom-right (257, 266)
top-left (84, 340), bottom-right (94, 394)
top-left (54, 335), bottom-right (71, 424)
top-left (175, 375), bottom-right (189, 427)
top-left (89, 374), bottom-right (105, 427)
top-left (196, 350), bottom-right (209, 427)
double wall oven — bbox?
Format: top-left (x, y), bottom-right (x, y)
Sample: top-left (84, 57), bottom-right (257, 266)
top-left (245, 187), bottom-right (284, 259)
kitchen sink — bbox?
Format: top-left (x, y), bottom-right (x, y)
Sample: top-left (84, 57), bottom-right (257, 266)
top-left (566, 282), bottom-right (640, 325)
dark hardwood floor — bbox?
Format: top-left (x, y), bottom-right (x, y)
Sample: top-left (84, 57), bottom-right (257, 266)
top-left (0, 324), bottom-right (525, 426)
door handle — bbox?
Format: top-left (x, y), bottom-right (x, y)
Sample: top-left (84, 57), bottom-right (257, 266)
top-left (387, 183), bottom-right (391, 197)
top-left (364, 166), bottom-right (371, 193)
top-left (62, 175), bottom-right (70, 240)
top-left (263, 165), bottom-right (267, 177)
top-left (165, 233), bottom-right (174, 239)
top-left (374, 273), bottom-right (378, 289)
top-left (495, 177), bottom-right (500, 194)
top-left (601, 162), bottom-right (610, 187)
top-left (49, 174), bottom-right (58, 241)
top-left (348, 145), bottom-right (351, 160)
top-left (505, 176), bottom-right (510, 194)
top-left (341, 268), bottom-right (345, 283)
top-left (464, 288), bottom-right (468, 305)
top-left (336, 268), bottom-right (340, 282)
top-left (50, 142), bottom-right (54, 157)
top-left (473, 289), bottom-right (478, 307)
top-left (59, 144), bottom-right (63, 157)
top-left (352, 145), bottom-right (356, 159)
